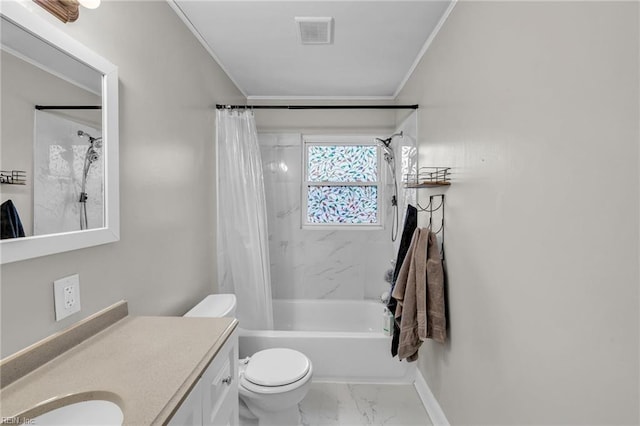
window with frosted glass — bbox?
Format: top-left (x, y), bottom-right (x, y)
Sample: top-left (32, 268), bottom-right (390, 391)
top-left (304, 141), bottom-right (379, 226)
top-left (307, 145), bottom-right (377, 182)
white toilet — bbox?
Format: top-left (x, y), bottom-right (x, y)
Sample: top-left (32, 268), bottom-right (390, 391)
top-left (185, 294), bottom-right (313, 426)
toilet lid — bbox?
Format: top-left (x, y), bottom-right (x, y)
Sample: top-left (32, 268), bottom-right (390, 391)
top-left (244, 348), bottom-right (310, 387)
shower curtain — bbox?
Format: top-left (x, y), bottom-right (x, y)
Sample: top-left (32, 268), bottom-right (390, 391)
top-left (216, 109), bottom-right (274, 330)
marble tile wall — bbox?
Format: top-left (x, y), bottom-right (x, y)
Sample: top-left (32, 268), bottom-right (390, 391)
top-left (259, 127), bottom-right (416, 301)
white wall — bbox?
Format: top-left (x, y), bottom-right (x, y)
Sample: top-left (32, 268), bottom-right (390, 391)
top-left (397, 1), bottom-right (639, 424)
top-left (253, 100), bottom-right (396, 135)
top-left (0, 1), bottom-right (244, 357)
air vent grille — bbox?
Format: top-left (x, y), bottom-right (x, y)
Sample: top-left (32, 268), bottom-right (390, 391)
top-left (295, 17), bottom-right (334, 45)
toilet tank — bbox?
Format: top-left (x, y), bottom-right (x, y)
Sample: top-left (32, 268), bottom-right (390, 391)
top-left (184, 294), bottom-right (237, 318)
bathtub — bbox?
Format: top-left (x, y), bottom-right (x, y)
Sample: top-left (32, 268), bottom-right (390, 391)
top-left (238, 299), bottom-right (416, 383)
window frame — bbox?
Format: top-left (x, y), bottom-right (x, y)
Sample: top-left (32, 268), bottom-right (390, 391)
top-left (301, 135), bottom-right (383, 230)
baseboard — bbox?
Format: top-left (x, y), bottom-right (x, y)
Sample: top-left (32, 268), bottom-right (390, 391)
top-left (414, 370), bottom-right (449, 426)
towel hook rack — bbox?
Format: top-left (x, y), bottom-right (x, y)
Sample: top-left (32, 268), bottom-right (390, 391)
top-left (416, 194), bottom-right (445, 258)
top-left (416, 195), bottom-right (443, 213)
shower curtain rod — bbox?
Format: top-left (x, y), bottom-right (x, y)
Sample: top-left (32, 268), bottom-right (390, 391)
top-left (35, 105), bottom-right (102, 110)
top-left (215, 104), bottom-right (419, 110)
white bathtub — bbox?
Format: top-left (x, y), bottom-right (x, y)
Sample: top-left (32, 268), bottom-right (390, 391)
top-left (239, 299), bottom-right (415, 383)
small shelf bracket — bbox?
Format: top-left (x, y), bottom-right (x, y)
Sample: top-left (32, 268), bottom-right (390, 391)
top-left (0, 170), bottom-right (26, 185)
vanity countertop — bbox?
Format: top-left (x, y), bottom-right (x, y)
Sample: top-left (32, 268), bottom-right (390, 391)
top-left (0, 314), bottom-right (237, 425)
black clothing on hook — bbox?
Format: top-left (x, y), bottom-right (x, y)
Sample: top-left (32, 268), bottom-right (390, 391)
top-left (388, 204), bottom-right (418, 358)
top-left (1, 199), bottom-right (25, 239)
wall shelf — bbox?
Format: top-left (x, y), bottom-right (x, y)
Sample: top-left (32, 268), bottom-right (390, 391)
top-left (0, 170), bottom-right (26, 185)
top-left (404, 167), bottom-right (451, 188)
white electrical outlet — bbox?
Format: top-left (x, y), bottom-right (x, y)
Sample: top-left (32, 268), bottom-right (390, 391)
top-left (53, 274), bottom-right (81, 321)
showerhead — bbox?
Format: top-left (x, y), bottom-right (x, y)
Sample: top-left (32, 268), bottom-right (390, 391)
top-left (380, 145), bottom-right (394, 163)
top-left (77, 130), bottom-right (103, 148)
top-left (87, 149), bottom-right (100, 163)
top-left (376, 132), bottom-right (403, 164)
top-left (375, 137), bottom-right (392, 147)
top-left (375, 131), bottom-right (403, 148)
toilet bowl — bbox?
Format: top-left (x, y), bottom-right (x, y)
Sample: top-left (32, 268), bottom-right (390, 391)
top-left (238, 347), bottom-right (313, 425)
top-left (185, 295), bottom-right (313, 426)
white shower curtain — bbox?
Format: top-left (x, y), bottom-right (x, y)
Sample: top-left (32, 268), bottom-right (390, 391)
top-left (216, 109), bottom-right (274, 330)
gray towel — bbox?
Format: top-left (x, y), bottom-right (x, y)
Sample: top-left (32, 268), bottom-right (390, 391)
top-left (425, 231), bottom-right (446, 343)
top-left (392, 228), bottom-right (429, 361)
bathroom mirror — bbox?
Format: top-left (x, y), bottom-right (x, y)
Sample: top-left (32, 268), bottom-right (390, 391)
top-left (0, 2), bottom-right (119, 264)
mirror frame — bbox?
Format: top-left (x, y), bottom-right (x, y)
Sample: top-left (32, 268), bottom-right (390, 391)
top-left (0, 1), bottom-right (119, 264)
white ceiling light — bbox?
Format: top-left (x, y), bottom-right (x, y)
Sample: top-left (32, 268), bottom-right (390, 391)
top-left (295, 17), bottom-right (334, 45)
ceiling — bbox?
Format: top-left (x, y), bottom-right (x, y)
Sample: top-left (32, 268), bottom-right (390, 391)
top-left (169, 1), bottom-right (454, 100)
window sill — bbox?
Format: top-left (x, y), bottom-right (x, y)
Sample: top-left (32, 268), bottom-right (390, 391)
top-left (302, 223), bottom-right (384, 231)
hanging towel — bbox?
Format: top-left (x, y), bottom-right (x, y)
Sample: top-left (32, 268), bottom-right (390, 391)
top-left (1, 199), bottom-right (25, 239)
top-left (392, 227), bottom-right (429, 362)
top-left (426, 231), bottom-right (446, 343)
top-left (389, 205), bottom-right (418, 298)
top-left (389, 205), bottom-right (417, 357)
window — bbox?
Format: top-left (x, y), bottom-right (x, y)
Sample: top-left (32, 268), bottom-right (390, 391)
top-left (303, 136), bottom-right (381, 227)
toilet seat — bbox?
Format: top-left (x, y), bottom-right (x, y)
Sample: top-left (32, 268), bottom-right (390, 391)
top-left (239, 348), bottom-right (312, 395)
top-left (245, 348), bottom-right (310, 387)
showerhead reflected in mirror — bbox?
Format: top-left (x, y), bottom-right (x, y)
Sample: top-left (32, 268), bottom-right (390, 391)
top-left (32, 110), bottom-right (103, 235)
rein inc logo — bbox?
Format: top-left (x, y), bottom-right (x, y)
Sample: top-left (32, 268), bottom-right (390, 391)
top-left (1, 417), bottom-right (35, 424)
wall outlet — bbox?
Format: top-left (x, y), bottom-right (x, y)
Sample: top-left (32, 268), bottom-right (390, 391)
top-left (53, 274), bottom-right (81, 321)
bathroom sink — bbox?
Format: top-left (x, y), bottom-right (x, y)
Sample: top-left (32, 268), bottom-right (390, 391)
top-left (30, 399), bottom-right (123, 425)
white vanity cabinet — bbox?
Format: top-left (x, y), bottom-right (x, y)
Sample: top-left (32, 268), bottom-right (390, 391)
top-left (169, 330), bottom-right (239, 426)
top-left (169, 380), bottom-right (204, 426)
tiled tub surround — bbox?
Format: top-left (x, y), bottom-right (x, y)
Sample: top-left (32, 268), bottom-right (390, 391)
top-left (259, 133), bottom-right (416, 301)
top-left (0, 301), bottom-right (237, 425)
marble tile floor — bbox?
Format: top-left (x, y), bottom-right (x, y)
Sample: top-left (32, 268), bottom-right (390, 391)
top-left (298, 382), bottom-right (432, 426)
top-left (241, 382), bottom-right (432, 426)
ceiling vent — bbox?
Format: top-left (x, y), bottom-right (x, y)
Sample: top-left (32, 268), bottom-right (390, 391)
top-left (295, 17), bottom-right (334, 45)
